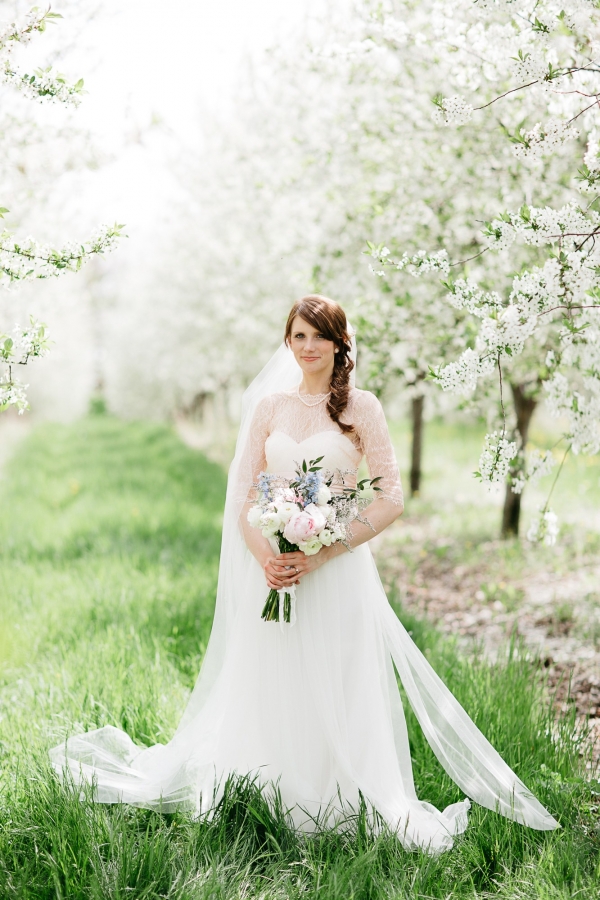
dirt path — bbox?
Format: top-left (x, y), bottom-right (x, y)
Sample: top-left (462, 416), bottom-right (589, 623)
top-left (376, 524), bottom-right (600, 766)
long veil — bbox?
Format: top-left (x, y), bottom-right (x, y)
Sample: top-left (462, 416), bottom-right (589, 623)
top-left (176, 342), bottom-right (305, 730)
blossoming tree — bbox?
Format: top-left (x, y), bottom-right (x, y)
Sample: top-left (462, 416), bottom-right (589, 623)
top-left (363, 0), bottom-right (599, 540)
top-left (0, 6), bottom-right (122, 414)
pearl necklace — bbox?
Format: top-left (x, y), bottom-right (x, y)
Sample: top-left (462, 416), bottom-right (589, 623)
top-left (296, 384), bottom-right (331, 407)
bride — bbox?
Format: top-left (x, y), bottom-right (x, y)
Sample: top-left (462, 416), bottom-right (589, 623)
top-left (50, 294), bottom-right (559, 854)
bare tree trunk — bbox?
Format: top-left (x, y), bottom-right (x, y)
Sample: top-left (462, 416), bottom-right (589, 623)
top-left (501, 383), bottom-right (537, 538)
top-left (410, 393), bottom-right (425, 497)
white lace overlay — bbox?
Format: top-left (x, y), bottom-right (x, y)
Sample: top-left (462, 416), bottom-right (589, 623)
top-left (236, 388), bottom-right (404, 507)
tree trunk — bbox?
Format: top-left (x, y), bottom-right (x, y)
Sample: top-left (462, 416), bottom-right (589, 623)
top-left (501, 384), bottom-right (537, 538)
top-left (410, 393), bottom-right (425, 497)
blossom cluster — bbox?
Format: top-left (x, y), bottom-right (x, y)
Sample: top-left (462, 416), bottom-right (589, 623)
top-left (0, 8), bottom-right (84, 106)
top-left (432, 95), bottom-right (474, 127)
top-left (512, 119), bottom-right (580, 162)
top-left (0, 7), bottom-right (51, 52)
top-left (527, 507), bottom-right (559, 545)
top-left (0, 371), bottom-right (28, 414)
top-left (0, 317), bottom-right (50, 413)
top-left (511, 447), bottom-right (556, 495)
top-left (1, 316), bottom-right (49, 365)
top-left (3, 64), bottom-right (85, 106)
top-left (367, 243), bottom-right (450, 277)
top-left (475, 431), bottom-right (518, 486)
top-left (0, 223), bottom-right (124, 285)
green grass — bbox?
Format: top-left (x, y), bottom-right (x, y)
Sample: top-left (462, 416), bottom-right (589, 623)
top-left (0, 416), bottom-right (598, 899)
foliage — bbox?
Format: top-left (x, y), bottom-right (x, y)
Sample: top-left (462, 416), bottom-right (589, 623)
top-left (0, 418), bottom-right (598, 898)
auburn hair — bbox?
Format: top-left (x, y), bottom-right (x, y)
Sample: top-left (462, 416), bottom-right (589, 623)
top-left (284, 294), bottom-right (354, 434)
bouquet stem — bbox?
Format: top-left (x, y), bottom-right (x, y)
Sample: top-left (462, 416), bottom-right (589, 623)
top-left (261, 535), bottom-right (298, 623)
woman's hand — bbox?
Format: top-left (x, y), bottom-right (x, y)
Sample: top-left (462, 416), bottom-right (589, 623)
top-left (262, 554), bottom-right (301, 590)
top-left (262, 548), bottom-right (326, 590)
top-left (273, 546), bottom-right (337, 584)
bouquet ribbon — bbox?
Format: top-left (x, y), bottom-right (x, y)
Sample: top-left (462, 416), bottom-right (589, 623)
top-left (278, 582), bottom-right (297, 630)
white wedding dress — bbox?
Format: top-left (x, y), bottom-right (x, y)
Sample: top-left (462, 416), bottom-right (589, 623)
top-left (50, 373), bottom-right (559, 854)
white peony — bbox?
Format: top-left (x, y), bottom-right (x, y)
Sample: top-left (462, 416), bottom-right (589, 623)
top-left (275, 500), bottom-right (298, 524)
top-left (260, 511), bottom-right (282, 538)
top-left (247, 506), bottom-right (263, 527)
top-left (299, 537), bottom-right (322, 556)
top-left (316, 484), bottom-right (332, 505)
top-left (318, 503), bottom-right (335, 523)
top-left (319, 528), bottom-right (333, 546)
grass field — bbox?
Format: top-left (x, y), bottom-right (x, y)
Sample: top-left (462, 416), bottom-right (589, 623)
top-left (0, 414), bottom-right (599, 899)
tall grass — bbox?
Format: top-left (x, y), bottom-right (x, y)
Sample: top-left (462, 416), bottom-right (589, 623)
top-left (0, 416), bottom-right (598, 899)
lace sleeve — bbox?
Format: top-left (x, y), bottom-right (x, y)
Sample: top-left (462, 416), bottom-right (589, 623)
top-left (233, 393), bottom-right (273, 507)
top-left (353, 391), bottom-right (404, 507)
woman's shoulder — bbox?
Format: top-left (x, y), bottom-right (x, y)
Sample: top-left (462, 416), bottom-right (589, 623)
top-left (347, 387), bottom-right (383, 413)
top-left (252, 390), bottom-right (293, 415)
top-left (344, 388), bottom-right (385, 435)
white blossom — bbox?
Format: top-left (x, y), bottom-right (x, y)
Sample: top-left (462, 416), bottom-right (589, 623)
top-left (511, 49), bottom-right (548, 83)
top-left (511, 448), bottom-right (556, 494)
top-left (0, 371), bottom-right (29, 413)
top-left (527, 508), bottom-right (559, 545)
top-left (513, 120), bottom-right (580, 162)
top-left (476, 431), bottom-right (518, 486)
top-left (432, 95), bottom-right (474, 127)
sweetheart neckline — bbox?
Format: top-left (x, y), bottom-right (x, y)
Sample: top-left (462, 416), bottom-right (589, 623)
top-left (266, 429), bottom-right (360, 456)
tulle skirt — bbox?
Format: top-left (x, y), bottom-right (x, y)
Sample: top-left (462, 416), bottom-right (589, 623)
top-left (50, 544), bottom-right (557, 854)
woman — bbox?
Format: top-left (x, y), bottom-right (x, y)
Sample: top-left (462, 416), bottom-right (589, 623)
top-left (50, 295), bottom-right (558, 854)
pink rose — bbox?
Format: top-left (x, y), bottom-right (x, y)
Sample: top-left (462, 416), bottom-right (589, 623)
top-left (283, 504), bottom-right (326, 544)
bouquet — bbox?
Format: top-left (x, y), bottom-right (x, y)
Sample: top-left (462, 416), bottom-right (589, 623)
top-left (247, 456), bottom-right (381, 625)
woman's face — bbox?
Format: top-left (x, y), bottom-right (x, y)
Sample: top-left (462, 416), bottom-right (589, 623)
top-left (288, 315), bottom-right (336, 381)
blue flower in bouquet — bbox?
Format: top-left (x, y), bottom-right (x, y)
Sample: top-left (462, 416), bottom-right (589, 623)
top-left (302, 471), bottom-right (322, 505)
top-left (257, 473), bottom-right (273, 500)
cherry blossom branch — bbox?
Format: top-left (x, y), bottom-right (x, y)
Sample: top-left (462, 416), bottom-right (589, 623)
top-left (473, 81), bottom-right (538, 111)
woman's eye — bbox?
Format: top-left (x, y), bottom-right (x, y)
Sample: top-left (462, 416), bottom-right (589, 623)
top-left (294, 333), bottom-right (304, 339)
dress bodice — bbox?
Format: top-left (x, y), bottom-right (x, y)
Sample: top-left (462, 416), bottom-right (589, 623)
top-left (265, 429), bottom-right (362, 479)
top-left (235, 387), bottom-right (404, 506)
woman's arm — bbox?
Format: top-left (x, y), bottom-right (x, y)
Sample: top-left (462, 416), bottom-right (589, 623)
top-left (234, 394), bottom-right (302, 590)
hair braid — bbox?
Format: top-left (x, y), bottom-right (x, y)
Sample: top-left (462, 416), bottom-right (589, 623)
top-left (327, 341), bottom-right (354, 434)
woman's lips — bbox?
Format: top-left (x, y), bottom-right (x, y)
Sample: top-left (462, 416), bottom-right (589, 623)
top-left (302, 356), bottom-right (319, 361)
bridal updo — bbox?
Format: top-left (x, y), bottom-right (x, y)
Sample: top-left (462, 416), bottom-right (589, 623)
top-left (285, 294), bottom-right (355, 434)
